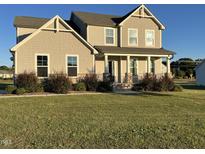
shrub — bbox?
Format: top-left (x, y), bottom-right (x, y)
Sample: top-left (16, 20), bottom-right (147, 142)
top-left (173, 85), bottom-right (183, 92)
top-left (34, 83), bottom-right (44, 93)
top-left (135, 74), bottom-right (176, 92)
top-left (5, 85), bottom-right (17, 94)
top-left (15, 88), bottom-right (26, 95)
top-left (15, 72), bottom-right (39, 92)
top-left (79, 74), bottom-right (98, 91)
top-left (43, 73), bottom-right (72, 94)
top-left (140, 73), bottom-right (158, 91)
top-left (157, 75), bottom-right (175, 91)
top-left (131, 83), bottom-right (143, 91)
top-left (97, 81), bottom-right (113, 92)
top-left (74, 82), bottom-right (86, 91)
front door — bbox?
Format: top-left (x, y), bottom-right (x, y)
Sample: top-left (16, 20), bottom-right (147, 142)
top-left (108, 61), bottom-right (118, 82)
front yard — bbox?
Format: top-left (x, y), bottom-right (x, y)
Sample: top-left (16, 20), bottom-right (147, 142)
top-left (0, 80), bottom-right (205, 148)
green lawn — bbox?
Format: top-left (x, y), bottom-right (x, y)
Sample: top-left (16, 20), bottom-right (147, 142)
top-left (0, 80), bottom-right (205, 148)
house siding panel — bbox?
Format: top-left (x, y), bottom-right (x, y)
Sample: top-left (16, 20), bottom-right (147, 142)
top-left (16, 30), bottom-right (93, 76)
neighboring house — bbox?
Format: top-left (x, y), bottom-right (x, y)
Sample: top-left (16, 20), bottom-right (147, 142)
top-left (195, 60), bottom-right (205, 85)
top-left (10, 4), bottom-right (175, 84)
top-left (0, 70), bottom-right (13, 79)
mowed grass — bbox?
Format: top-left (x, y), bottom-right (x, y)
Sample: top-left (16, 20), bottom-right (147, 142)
top-left (0, 81), bottom-right (205, 148)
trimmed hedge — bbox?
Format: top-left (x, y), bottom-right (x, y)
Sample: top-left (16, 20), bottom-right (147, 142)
top-left (15, 88), bottom-right (26, 95)
top-left (5, 85), bottom-right (17, 94)
top-left (74, 82), bottom-right (86, 91)
top-left (43, 73), bottom-right (72, 94)
top-left (78, 74), bottom-right (98, 91)
top-left (132, 74), bottom-right (181, 92)
top-left (15, 72), bottom-right (39, 93)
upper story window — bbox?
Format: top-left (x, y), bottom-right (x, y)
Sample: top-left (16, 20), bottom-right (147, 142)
top-left (128, 29), bottom-right (138, 46)
top-left (67, 55), bottom-right (78, 77)
top-left (105, 28), bottom-right (115, 45)
top-left (36, 55), bottom-right (48, 77)
top-left (145, 30), bottom-right (155, 47)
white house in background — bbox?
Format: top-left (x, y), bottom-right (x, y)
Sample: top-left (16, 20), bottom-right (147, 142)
top-left (0, 70), bottom-right (13, 79)
top-left (195, 60), bottom-right (205, 85)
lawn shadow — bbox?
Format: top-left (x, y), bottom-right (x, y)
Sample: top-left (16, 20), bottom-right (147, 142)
top-left (179, 84), bottom-right (205, 90)
top-left (113, 91), bottom-right (172, 97)
top-left (0, 83), bottom-right (13, 90)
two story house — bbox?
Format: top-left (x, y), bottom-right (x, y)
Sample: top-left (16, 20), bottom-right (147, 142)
top-left (10, 4), bottom-right (175, 84)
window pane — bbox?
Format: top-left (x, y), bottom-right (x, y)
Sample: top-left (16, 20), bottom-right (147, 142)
top-left (129, 30), bottom-right (137, 45)
top-left (146, 30), bottom-right (154, 46)
top-left (129, 38), bottom-right (137, 45)
top-left (37, 67), bottom-right (48, 77)
top-left (106, 37), bottom-right (114, 44)
top-left (129, 30), bottom-right (137, 37)
top-left (106, 29), bottom-right (114, 44)
top-left (106, 29), bottom-right (113, 37)
top-left (67, 56), bottom-right (77, 66)
top-left (37, 56), bottom-right (48, 66)
top-left (68, 67), bottom-right (77, 76)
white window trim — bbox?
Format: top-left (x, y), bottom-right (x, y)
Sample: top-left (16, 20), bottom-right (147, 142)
top-left (130, 58), bottom-right (139, 75)
top-left (128, 28), bottom-right (138, 47)
top-left (145, 29), bottom-right (155, 47)
top-left (104, 27), bottom-right (115, 46)
top-left (65, 54), bottom-right (79, 78)
top-left (35, 53), bottom-right (50, 79)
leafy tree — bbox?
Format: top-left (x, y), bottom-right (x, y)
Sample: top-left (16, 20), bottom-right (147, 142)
top-left (0, 65), bottom-right (10, 70)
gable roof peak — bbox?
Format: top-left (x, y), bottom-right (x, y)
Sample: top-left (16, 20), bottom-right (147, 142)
top-left (119, 4), bottom-right (165, 30)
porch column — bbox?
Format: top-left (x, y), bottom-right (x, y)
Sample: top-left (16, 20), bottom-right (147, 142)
top-left (103, 54), bottom-right (109, 81)
top-left (126, 55), bottom-right (130, 74)
top-left (104, 54), bottom-right (109, 73)
top-left (119, 56), bottom-right (122, 83)
top-left (147, 56), bottom-right (151, 73)
top-left (166, 56), bottom-right (171, 74)
top-left (125, 55), bottom-right (131, 84)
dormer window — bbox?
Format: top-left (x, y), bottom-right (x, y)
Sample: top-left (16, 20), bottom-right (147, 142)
top-left (128, 29), bottom-right (138, 46)
top-left (105, 28), bottom-right (115, 45)
top-left (145, 30), bottom-right (155, 47)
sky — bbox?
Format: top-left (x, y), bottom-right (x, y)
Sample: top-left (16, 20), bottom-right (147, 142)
top-left (0, 4), bottom-right (205, 66)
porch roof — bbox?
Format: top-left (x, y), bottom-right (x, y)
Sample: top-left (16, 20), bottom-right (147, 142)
top-left (94, 46), bottom-right (175, 56)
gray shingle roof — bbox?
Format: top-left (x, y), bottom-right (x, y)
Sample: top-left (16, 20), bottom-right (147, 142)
top-left (14, 16), bottom-right (50, 28)
top-left (72, 11), bottom-right (122, 27)
top-left (94, 46), bottom-right (175, 55)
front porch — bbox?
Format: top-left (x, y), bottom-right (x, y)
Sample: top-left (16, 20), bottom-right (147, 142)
top-left (101, 54), bottom-right (171, 84)
top-left (94, 46), bottom-right (175, 84)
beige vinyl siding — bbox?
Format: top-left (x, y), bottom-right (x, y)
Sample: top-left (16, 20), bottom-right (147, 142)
top-left (17, 27), bottom-right (36, 42)
top-left (122, 16), bottom-right (161, 48)
top-left (154, 57), bottom-right (162, 74)
top-left (16, 30), bottom-right (94, 76)
top-left (87, 25), bottom-right (118, 46)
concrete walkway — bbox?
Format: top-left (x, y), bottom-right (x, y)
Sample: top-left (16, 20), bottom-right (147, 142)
top-left (0, 92), bottom-right (102, 99)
